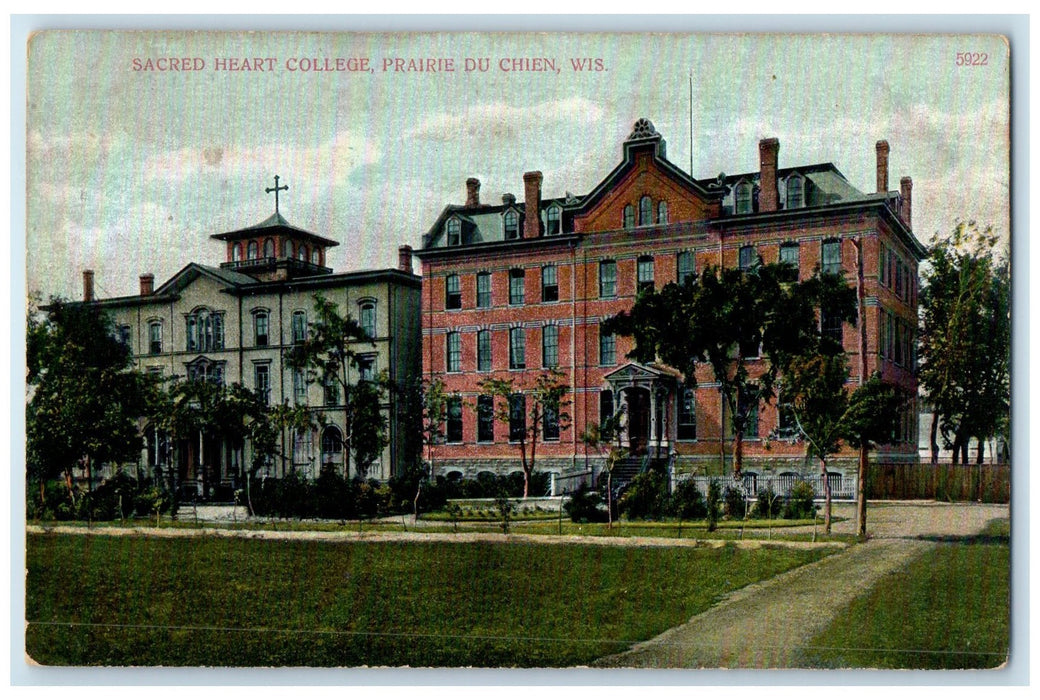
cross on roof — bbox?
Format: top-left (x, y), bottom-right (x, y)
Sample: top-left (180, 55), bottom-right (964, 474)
top-left (265, 175), bottom-right (289, 214)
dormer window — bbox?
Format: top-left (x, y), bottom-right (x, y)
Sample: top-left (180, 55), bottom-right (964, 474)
top-left (657, 201), bottom-right (668, 224)
top-left (546, 205), bottom-right (561, 235)
top-left (735, 182), bottom-right (753, 215)
top-left (786, 174), bottom-right (803, 209)
top-left (447, 218), bottom-right (462, 246)
top-left (503, 210), bottom-right (519, 240)
top-left (623, 204), bottom-right (634, 229)
top-left (638, 196), bottom-right (652, 226)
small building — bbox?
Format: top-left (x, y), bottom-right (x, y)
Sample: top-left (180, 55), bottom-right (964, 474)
top-left (416, 118), bottom-right (925, 496)
top-left (80, 180), bottom-right (421, 498)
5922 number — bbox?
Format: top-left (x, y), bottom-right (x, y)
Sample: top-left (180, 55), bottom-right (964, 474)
top-left (956, 52), bottom-right (988, 66)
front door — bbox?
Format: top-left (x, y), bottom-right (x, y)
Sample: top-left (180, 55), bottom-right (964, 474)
top-left (625, 387), bottom-right (651, 455)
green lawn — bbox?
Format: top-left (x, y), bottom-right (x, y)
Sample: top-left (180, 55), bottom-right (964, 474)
top-left (26, 532), bottom-right (837, 667)
top-left (795, 518), bottom-right (1010, 669)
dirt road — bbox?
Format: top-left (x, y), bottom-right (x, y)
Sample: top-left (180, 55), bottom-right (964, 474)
top-left (594, 501), bottom-right (1009, 668)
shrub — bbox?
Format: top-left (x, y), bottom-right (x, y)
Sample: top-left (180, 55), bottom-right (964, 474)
top-left (619, 468), bottom-right (670, 521)
top-left (564, 483), bottom-right (608, 523)
top-left (133, 486), bottom-right (170, 520)
top-left (783, 481), bottom-right (818, 520)
top-left (706, 479), bottom-right (722, 532)
top-left (670, 479), bottom-right (707, 520)
top-left (314, 470), bottom-right (354, 520)
top-left (724, 485), bottom-right (748, 519)
top-left (753, 486), bottom-right (782, 519)
top-left (89, 471), bottom-right (139, 521)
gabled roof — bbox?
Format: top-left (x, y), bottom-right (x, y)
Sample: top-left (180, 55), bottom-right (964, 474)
top-left (153, 262), bottom-right (258, 296)
top-left (603, 361), bottom-right (682, 385)
top-left (210, 211), bottom-right (339, 248)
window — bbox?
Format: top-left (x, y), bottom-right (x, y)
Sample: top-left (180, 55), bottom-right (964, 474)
top-left (657, 201), bottom-right (668, 224)
top-left (739, 245), bottom-right (756, 271)
top-left (321, 427), bottom-right (343, 472)
top-left (359, 301), bottom-right (376, 339)
top-left (735, 182), bottom-right (753, 215)
top-left (599, 328), bottom-right (616, 366)
top-left (895, 320), bottom-right (904, 367)
top-left (678, 388), bottom-right (697, 440)
top-left (638, 196), bottom-right (652, 226)
top-left (542, 325), bottom-right (559, 368)
top-left (148, 321), bottom-right (162, 354)
top-left (677, 251), bottom-right (695, 285)
top-left (476, 272), bottom-right (492, 308)
top-left (623, 204), bottom-right (634, 229)
top-left (541, 265), bottom-right (558, 303)
top-left (115, 324), bottom-right (132, 349)
top-left (739, 391), bottom-right (759, 439)
top-left (509, 268), bottom-right (525, 305)
top-left (185, 309), bottom-right (224, 352)
top-left (786, 175), bottom-right (803, 209)
top-left (599, 390), bottom-right (615, 429)
top-left (777, 400), bottom-right (798, 439)
top-left (779, 243), bottom-right (800, 281)
top-left (254, 311), bottom-right (269, 347)
top-left (293, 429), bottom-right (313, 466)
top-left (445, 274), bottom-right (462, 310)
top-left (187, 357), bottom-right (224, 385)
top-left (298, 244), bottom-right (308, 262)
top-left (284, 240), bottom-right (295, 259)
top-left (311, 248), bottom-right (320, 265)
top-left (293, 368), bottom-right (307, 405)
top-left (254, 364), bottom-right (270, 405)
top-left (247, 241), bottom-right (258, 260)
top-left (895, 258), bottom-right (904, 298)
top-left (357, 355), bottom-right (375, 383)
top-left (509, 327), bottom-right (526, 369)
top-left (637, 256), bottom-right (655, 294)
top-left (477, 330), bottom-right (492, 372)
top-left (447, 218), bottom-right (462, 246)
top-left (446, 396), bottom-right (463, 443)
top-left (821, 307), bottom-right (844, 346)
top-left (263, 238), bottom-right (275, 258)
top-left (477, 395), bottom-right (495, 442)
top-left (446, 331), bottom-right (461, 372)
top-left (546, 206), bottom-right (561, 235)
top-left (323, 372), bottom-right (339, 406)
top-left (822, 239), bottom-right (841, 276)
top-left (543, 401), bottom-right (560, 441)
top-left (879, 242), bottom-right (888, 286)
top-left (232, 243), bottom-right (242, 262)
top-left (599, 260), bottom-right (617, 298)
top-left (291, 311), bottom-right (307, 345)
top-left (508, 394), bottom-right (526, 442)
top-left (503, 210), bottom-right (519, 240)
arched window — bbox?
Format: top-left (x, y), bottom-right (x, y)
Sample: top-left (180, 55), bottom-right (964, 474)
top-left (298, 244), bottom-right (308, 261)
top-left (148, 320), bottom-right (163, 354)
top-left (247, 241), bottom-right (258, 260)
top-left (263, 238), bottom-right (275, 258)
top-left (657, 201), bottom-right (668, 224)
top-left (638, 196), bottom-right (652, 226)
top-left (735, 182), bottom-right (753, 214)
top-left (786, 175), bottom-right (803, 209)
top-left (231, 243), bottom-right (242, 262)
top-left (185, 308), bottom-right (225, 352)
top-left (503, 210), bottom-right (519, 239)
top-left (546, 206), bottom-right (561, 235)
top-left (321, 426), bottom-right (343, 473)
top-left (291, 310), bottom-right (307, 344)
top-left (284, 239), bottom-right (295, 259)
top-left (359, 301), bottom-right (376, 338)
top-left (310, 247), bottom-right (320, 265)
top-left (623, 204), bottom-right (635, 229)
top-left (447, 218), bottom-right (462, 245)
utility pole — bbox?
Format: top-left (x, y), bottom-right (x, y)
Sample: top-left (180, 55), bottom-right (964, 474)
top-left (852, 237), bottom-right (869, 538)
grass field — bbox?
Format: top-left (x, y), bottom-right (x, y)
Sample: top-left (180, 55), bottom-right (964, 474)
top-left (795, 518), bottom-right (1010, 669)
top-left (26, 532), bottom-right (836, 667)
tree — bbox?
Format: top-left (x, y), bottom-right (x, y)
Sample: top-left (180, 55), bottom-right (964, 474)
top-left (580, 406), bottom-right (627, 529)
top-left (285, 294), bottom-right (388, 478)
top-left (604, 262), bottom-right (855, 479)
top-left (27, 296), bottom-right (153, 506)
top-left (479, 368), bottom-right (571, 498)
top-left (919, 220), bottom-right (1010, 464)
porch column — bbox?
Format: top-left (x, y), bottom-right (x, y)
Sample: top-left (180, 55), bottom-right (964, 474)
top-left (616, 389), bottom-right (629, 448)
top-left (648, 384), bottom-right (658, 450)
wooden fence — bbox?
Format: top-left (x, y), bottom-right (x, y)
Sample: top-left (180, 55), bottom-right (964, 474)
top-left (867, 462), bottom-right (1010, 503)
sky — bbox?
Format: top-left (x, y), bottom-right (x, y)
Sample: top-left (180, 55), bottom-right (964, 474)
top-left (26, 31), bottom-right (1010, 300)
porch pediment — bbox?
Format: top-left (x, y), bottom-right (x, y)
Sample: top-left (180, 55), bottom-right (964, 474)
top-left (603, 362), bottom-right (680, 387)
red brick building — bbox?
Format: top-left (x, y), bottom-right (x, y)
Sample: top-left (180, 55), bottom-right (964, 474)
top-left (416, 118), bottom-right (924, 495)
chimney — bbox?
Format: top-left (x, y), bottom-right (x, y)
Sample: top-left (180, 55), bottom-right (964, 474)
top-left (502, 193), bottom-right (516, 206)
top-left (523, 171), bottom-right (542, 238)
top-left (758, 138), bottom-right (779, 212)
top-left (900, 177), bottom-right (913, 228)
top-left (465, 178), bottom-right (481, 207)
top-left (82, 270), bottom-right (94, 302)
top-left (398, 245), bottom-right (414, 274)
top-left (139, 273), bottom-right (154, 296)
top-left (876, 140), bottom-right (890, 193)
